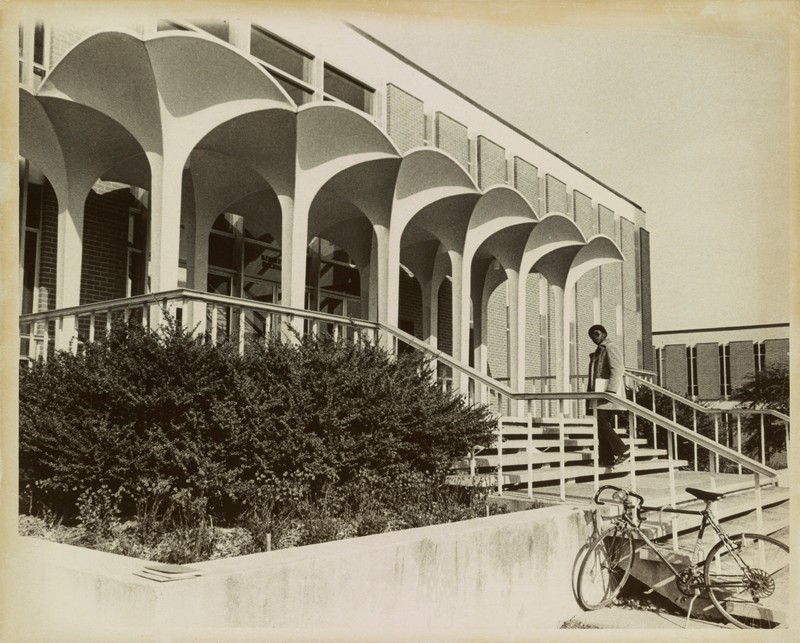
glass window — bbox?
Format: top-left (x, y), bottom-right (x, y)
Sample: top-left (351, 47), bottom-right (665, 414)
top-left (324, 65), bottom-right (374, 114)
top-left (189, 20), bottom-right (229, 42)
top-left (208, 233), bottom-right (235, 269)
top-left (33, 22), bottom-right (45, 65)
top-left (273, 75), bottom-right (314, 105)
top-left (251, 26), bottom-right (312, 81)
top-left (22, 230), bottom-right (38, 314)
top-left (157, 20), bottom-right (191, 32)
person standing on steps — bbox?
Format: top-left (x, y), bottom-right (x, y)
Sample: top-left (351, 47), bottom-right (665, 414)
top-left (587, 324), bottom-right (630, 468)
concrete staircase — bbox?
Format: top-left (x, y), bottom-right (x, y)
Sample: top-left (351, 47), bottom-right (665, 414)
top-left (448, 415), bottom-right (688, 489)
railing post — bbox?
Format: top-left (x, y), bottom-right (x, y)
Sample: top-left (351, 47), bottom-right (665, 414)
top-left (497, 419), bottom-right (504, 496)
top-left (692, 410), bottom-right (698, 472)
top-left (238, 306), bottom-right (245, 355)
top-left (667, 434), bottom-right (678, 552)
top-left (210, 306), bottom-right (218, 344)
top-left (736, 416), bottom-right (742, 475)
top-left (591, 400), bottom-right (599, 494)
top-left (671, 399), bottom-right (678, 464)
top-left (558, 401), bottom-right (565, 502)
top-left (628, 410), bottom-right (636, 492)
top-left (527, 414), bottom-right (534, 500)
top-left (713, 415), bottom-right (720, 473)
top-left (650, 389), bottom-right (657, 450)
top-left (88, 312), bottom-right (96, 343)
top-left (759, 415), bottom-right (766, 466)
top-left (753, 472), bottom-right (764, 533)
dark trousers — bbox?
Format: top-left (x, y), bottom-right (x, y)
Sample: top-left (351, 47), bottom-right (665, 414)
top-left (597, 409), bottom-right (628, 464)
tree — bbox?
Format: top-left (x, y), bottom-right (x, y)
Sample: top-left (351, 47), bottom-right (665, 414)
top-left (731, 364), bottom-right (789, 414)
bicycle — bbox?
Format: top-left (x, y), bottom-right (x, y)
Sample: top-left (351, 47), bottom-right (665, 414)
top-left (576, 484), bottom-right (789, 629)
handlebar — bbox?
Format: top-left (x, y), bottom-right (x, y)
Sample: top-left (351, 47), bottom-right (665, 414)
top-left (591, 485), bottom-right (643, 507)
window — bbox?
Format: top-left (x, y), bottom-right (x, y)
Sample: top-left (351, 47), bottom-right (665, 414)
top-left (188, 20), bottom-right (230, 42)
top-left (251, 26), bottom-right (315, 105)
top-left (126, 208), bottom-right (147, 296)
top-left (754, 342), bottom-right (766, 373)
top-left (324, 65), bottom-right (374, 114)
top-left (19, 21), bottom-right (49, 88)
top-left (719, 344), bottom-right (732, 398)
top-left (157, 20), bottom-right (192, 32)
top-left (687, 346), bottom-right (698, 398)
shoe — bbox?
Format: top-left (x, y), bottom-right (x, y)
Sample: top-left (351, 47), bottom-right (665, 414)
top-left (612, 451), bottom-right (630, 467)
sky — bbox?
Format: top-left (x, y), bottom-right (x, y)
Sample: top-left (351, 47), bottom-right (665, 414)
top-left (345, 1), bottom-right (795, 332)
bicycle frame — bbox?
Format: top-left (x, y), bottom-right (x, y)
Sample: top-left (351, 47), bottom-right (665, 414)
top-left (608, 499), bottom-right (753, 587)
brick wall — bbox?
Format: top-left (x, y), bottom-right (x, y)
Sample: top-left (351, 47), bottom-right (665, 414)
top-left (573, 190), bottom-right (596, 378)
top-left (663, 344), bottom-right (688, 396)
top-left (80, 189), bottom-right (132, 304)
top-left (545, 175), bottom-right (567, 214)
top-left (764, 338), bottom-right (789, 367)
top-left (695, 342), bottom-right (720, 400)
top-left (486, 282), bottom-right (507, 379)
top-left (620, 218), bottom-right (638, 368)
top-left (437, 279), bottom-right (453, 356)
top-left (434, 112), bottom-right (469, 171)
top-left (639, 228), bottom-right (654, 372)
top-left (476, 136), bottom-right (506, 189)
top-left (386, 84), bottom-right (425, 154)
top-left (513, 157), bottom-right (539, 213)
top-left (397, 271), bottom-right (423, 339)
top-left (525, 273), bottom-right (541, 385)
top-left (729, 340), bottom-right (755, 390)
top-left (598, 205), bottom-right (618, 338)
top-left (38, 182), bottom-right (59, 312)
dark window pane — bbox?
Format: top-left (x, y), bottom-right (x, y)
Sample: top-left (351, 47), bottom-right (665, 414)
top-left (274, 75), bottom-right (313, 105)
top-left (19, 25), bottom-right (23, 57)
top-left (25, 183), bottom-right (42, 229)
top-left (33, 23), bottom-right (44, 65)
top-left (189, 20), bottom-right (229, 42)
top-left (212, 215), bottom-right (235, 234)
top-left (324, 66), bottom-right (373, 113)
top-left (251, 27), bottom-right (310, 80)
top-left (207, 273), bottom-right (231, 296)
top-left (157, 20), bottom-right (191, 32)
top-left (128, 251), bottom-right (145, 296)
top-left (21, 230), bottom-right (37, 314)
top-left (208, 234), bottom-right (235, 269)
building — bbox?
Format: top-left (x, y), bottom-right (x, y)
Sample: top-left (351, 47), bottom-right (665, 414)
top-left (18, 15), bottom-right (654, 398)
top-left (653, 323), bottom-right (789, 404)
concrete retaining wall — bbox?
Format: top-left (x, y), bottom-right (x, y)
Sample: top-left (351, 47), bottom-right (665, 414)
top-left (4, 505), bottom-right (594, 639)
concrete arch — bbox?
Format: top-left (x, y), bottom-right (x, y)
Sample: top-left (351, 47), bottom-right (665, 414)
top-left (19, 88), bottom-right (68, 201)
top-left (520, 213), bottom-right (587, 282)
top-left (564, 234), bottom-right (624, 295)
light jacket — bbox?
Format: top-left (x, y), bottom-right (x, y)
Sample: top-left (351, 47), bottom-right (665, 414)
top-left (588, 338), bottom-right (625, 410)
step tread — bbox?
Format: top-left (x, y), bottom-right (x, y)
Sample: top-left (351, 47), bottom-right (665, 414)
top-left (448, 459), bottom-right (689, 486)
top-left (466, 448), bottom-right (668, 469)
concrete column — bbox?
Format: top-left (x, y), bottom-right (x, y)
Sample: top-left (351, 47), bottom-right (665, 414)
top-left (368, 224), bottom-right (390, 325)
top-left (147, 151), bottom-right (183, 295)
top-left (551, 285), bottom-right (566, 393)
top-left (508, 269), bottom-right (528, 414)
top-left (54, 199), bottom-right (85, 352)
top-left (449, 250), bottom-right (470, 393)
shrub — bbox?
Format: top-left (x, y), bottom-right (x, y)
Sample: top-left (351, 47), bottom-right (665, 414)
top-left (19, 319), bottom-right (497, 538)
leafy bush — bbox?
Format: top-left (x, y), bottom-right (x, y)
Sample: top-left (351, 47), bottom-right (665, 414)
top-left (19, 319), bottom-right (497, 551)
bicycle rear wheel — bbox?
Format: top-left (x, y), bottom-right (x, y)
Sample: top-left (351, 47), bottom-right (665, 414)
top-left (704, 532), bottom-right (789, 629)
top-left (577, 527), bottom-right (635, 610)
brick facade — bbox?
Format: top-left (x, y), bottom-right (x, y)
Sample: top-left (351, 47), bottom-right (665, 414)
top-left (386, 84), bottom-right (425, 154)
top-left (434, 112), bottom-right (469, 170)
top-left (486, 282), bottom-right (507, 379)
top-left (545, 174), bottom-right (567, 213)
top-left (764, 338), bottom-right (789, 367)
top-left (695, 342), bottom-right (720, 400)
top-left (663, 344), bottom-right (688, 395)
top-left (513, 157), bottom-right (539, 213)
top-left (476, 135), bottom-right (506, 189)
top-left (620, 218), bottom-right (638, 368)
top-left (639, 228), bottom-right (654, 372)
top-left (598, 205), bottom-right (619, 339)
top-left (729, 340), bottom-right (755, 390)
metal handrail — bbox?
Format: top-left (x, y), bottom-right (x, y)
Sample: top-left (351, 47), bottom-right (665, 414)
top-left (626, 372), bottom-right (789, 423)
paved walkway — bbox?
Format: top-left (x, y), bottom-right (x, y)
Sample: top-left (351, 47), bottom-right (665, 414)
top-left (564, 606), bottom-right (735, 630)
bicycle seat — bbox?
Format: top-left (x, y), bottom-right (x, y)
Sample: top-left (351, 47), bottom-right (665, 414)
top-left (686, 487), bottom-right (726, 502)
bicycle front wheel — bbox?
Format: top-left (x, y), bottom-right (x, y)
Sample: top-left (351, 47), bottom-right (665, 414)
top-left (577, 527), bottom-right (635, 610)
top-left (704, 532), bottom-right (789, 629)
